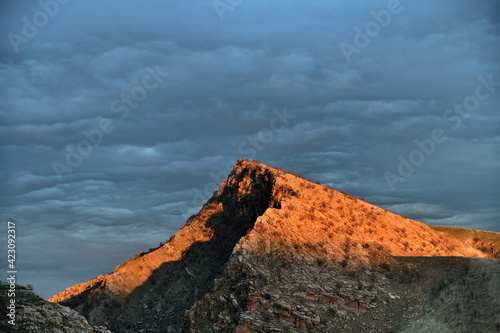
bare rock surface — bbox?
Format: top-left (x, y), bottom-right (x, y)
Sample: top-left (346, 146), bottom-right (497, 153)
top-left (0, 282), bottom-right (112, 332)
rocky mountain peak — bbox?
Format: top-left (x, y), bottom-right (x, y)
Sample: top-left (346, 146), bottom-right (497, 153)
top-left (49, 159), bottom-right (500, 332)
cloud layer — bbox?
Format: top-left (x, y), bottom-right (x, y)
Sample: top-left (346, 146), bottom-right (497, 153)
top-left (1, 0), bottom-right (499, 299)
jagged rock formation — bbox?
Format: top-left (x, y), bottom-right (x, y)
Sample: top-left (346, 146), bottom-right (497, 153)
top-left (50, 160), bottom-right (288, 332)
top-left (0, 282), bottom-right (111, 333)
top-left (50, 159), bottom-right (500, 332)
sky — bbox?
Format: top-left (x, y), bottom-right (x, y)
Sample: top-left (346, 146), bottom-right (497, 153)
top-left (0, 0), bottom-right (499, 300)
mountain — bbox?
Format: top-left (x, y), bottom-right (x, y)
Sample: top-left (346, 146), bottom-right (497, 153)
top-left (50, 159), bottom-right (500, 332)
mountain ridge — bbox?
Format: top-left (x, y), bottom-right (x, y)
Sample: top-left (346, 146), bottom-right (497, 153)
top-left (49, 159), bottom-right (500, 332)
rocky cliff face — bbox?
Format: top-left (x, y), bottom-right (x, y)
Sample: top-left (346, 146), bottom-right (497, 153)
top-left (0, 282), bottom-right (111, 333)
top-left (50, 160), bottom-right (291, 332)
top-left (50, 159), bottom-right (500, 332)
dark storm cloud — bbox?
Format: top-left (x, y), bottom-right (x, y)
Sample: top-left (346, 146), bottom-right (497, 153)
top-left (1, 0), bottom-right (499, 299)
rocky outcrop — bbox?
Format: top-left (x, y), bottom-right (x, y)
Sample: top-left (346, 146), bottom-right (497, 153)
top-left (49, 159), bottom-right (500, 332)
top-left (49, 159), bottom-right (293, 332)
top-left (0, 282), bottom-right (111, 333)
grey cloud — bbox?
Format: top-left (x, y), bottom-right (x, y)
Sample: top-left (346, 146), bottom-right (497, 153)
top-left (1, 0), bottom-right (499, 299)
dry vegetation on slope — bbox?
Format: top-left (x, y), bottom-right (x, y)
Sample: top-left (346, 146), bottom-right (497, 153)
top-left (231, 160), bottom-right (494, 265)
top-left (429, 225), bottom-right (500, 259)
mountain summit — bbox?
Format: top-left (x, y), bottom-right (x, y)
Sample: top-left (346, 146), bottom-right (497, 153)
top-left (50, 159), bottom-right (500, 332)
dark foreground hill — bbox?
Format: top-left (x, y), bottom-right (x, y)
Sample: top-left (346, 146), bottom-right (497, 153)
top-left (0, 282), bottom-right (111, 333)
top-left (49, 159), bottom-right (500, 332)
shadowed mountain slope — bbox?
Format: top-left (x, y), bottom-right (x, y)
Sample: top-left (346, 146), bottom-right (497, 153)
top-left (50, 159), bottom-right (500, 332)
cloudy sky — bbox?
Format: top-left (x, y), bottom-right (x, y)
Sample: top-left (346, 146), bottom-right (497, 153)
top-left (1, 0), bottom-right (499, 299)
